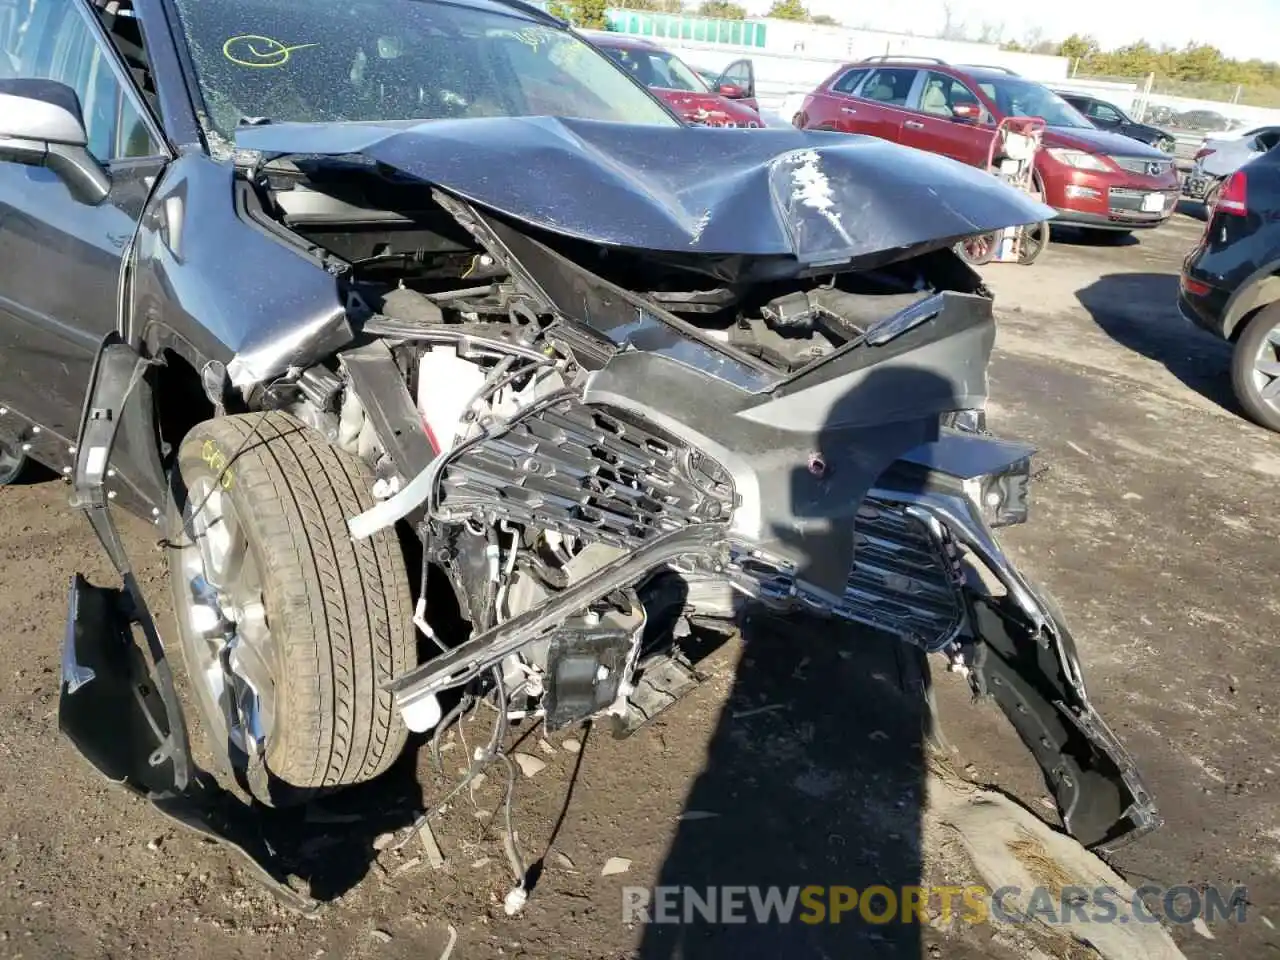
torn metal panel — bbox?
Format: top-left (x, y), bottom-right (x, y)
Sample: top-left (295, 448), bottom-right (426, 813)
top-left (64, 332), bottom-right (168, 522)
top-left (59, 334), bottom-right (317, 913)
top-left (130, 155), bottom-right (351, 390)
top-left (225, 304), bottom-right (351, 389)
top-left (233, 118), bottom-right (1056, 272)
top-left (582, 294), bottom-right (996, 596)
top-left (60, 576), bottom-right (319, 916)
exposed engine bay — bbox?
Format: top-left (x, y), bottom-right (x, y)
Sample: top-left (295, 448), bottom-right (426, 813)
top-left (61, 120), bottom-right (1158, 911)
top-left (256, 139), bottom-right (1151, 834)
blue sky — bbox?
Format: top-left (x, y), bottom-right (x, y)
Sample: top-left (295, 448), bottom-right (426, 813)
top-left (739, 0), bottom-right (1280, 62)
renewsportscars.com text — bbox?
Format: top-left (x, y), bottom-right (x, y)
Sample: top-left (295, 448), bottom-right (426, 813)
top-left (621, 884), bottom-right (1248, 927)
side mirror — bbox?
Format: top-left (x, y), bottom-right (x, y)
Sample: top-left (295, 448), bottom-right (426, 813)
top-left (0, 79), bottom-right (110, 205)
top-left (951, 102), bottom-right (980, 122)
top-left (717, 82), bottom-right (746, 100)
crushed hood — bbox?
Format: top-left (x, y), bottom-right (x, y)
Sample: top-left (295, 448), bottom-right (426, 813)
top-left (234, 117), bottom-right (1055, 267)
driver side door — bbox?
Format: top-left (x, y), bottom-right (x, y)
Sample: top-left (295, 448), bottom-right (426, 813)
top-left (1084, 100), bottom-right (1126, 133)
top-left (0, 0), bottom-right (167, 451)
top-left (714, 58), bottom-right (756, 110)
top-left (899, 71), bottom-right (993, 168)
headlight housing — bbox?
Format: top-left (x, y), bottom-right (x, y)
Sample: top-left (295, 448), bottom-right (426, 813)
top-left (1046, 148), bottom-right (1112, 172)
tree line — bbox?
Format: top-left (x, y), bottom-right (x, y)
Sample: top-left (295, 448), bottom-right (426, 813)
top-left (548, 3), bottom-right (1280, 105)
top-left (1005, 33), bottom-right (1280, 89)
top-left (1002, 34), bottom-right (1280, 107)
top-left (548, 0), bottom-right (839, 28)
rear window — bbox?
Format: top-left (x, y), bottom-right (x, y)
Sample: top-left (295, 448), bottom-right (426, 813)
top-left (858, 68), bottom-right (916, 106)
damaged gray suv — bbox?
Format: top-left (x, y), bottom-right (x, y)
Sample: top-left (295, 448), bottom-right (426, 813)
top-left (0, 0), bottom-right (1157, 906)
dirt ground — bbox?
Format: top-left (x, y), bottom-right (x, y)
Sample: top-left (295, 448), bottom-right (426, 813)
top-left (1, 208), bottom-right (1277, 960)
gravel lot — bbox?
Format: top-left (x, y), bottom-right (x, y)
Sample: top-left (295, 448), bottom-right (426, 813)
top-left (1, 207), bottom-right (1276, 960)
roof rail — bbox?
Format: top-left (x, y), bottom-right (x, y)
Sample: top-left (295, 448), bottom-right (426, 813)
top-left (861, 54), bottom-right (948, 65)
top-left (956, 63), bottom-right (1020, 75)
top-left (491, 0), bottom-right (564, 26)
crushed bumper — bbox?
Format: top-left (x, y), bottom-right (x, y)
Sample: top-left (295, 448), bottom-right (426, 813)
top-left (384, 482), bottom-right (1161, 853)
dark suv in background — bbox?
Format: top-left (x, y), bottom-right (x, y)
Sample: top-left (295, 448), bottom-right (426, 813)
top-left (796, 57), bottom-right (1182, 234)
top-left (1180, 148), bottom-right (1280, 431)
top-left (1055, 92), bottom-right (1177, 154)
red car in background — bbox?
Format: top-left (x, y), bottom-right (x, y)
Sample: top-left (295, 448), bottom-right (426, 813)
top-left (796, 57), bottom-right (1182, 234)
top-left (583, 32), bottom-right (763, 128)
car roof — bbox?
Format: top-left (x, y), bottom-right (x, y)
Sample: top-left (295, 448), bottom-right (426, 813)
top-left (847, 58), bottom-right (947, 71)
top-left (842, 60), bottom-right (1024, 84)
top-left (458, 0), bottom-right (563, 24)
top-left (961, 66), bottom-right (1025, 82)
top-left (581, 31), bottom-right (658, 50)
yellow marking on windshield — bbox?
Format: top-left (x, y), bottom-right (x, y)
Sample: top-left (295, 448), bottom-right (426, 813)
top-left (515, 27), bottom-right (549, 51)
top-left (223, 35), bottom-right (318, 68)
top-left (489, 27), bottom-right (552, 52)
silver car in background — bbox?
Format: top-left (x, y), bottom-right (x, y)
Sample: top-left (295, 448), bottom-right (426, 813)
top-left (1185, 125), bottom-right (1280, 203)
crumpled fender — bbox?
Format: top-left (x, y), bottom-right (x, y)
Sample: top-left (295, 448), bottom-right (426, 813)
top-left (59, 332), bottom-right (318, 915)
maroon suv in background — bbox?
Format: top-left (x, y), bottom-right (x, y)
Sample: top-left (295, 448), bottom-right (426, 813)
top-left (584, 32), bottom-right (763, 128)
top-left (797, 58), bottom-right (1181, 233)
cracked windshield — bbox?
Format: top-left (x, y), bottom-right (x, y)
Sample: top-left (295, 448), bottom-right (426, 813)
top-left (170, 0), bottom-right (677, 136)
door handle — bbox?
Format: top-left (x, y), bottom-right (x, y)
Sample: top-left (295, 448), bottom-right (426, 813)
top-left (841, 107), bottom-right (857, 115)
top-left (904, 120), bottom-right (925, 129)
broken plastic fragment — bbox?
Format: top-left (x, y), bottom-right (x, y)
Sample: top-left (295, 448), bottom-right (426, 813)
top-left (503, 886), bottom-right (528, 916)
top-left (400, 691), bottom-right (442, 733)
top-left (347, 449), bottom-right (449, 540)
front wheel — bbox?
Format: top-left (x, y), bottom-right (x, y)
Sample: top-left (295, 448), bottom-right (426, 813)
top-left (168, 412), bottom-right (415, 805)
top-left (1231, 303), bottom-right (1280, 433)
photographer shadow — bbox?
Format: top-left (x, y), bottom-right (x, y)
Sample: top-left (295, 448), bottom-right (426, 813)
top-left (638, 362), bottom-right (973, 959)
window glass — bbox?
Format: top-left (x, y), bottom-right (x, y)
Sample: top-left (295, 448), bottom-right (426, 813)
top-left (602, 45), bottom-right (709, 93)
top-left (918, 71), bottom-right (982, 118)
top-left (1089, 102), bottom-right (1123, 123)
top-left (977, 76), bottom-right (1092, 128)
top-left (170, 0), bottom-right (677, 138)
top-left (859, 68), bottom-right (916, 107)
top-left (831, 67), bottom-right (866, 94)
top-left (0, 1), bottom-right (157, 160)
top-left (724, 61), bottom-right (750, 87)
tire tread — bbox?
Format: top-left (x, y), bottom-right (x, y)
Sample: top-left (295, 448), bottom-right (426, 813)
top-left (176, 412), bottom-right (413, 795)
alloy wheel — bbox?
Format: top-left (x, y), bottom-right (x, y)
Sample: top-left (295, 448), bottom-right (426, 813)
top-left (173, 476), bottom-right (276, 763)
top-left (1249, 323), bottom-right (1280, 413)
